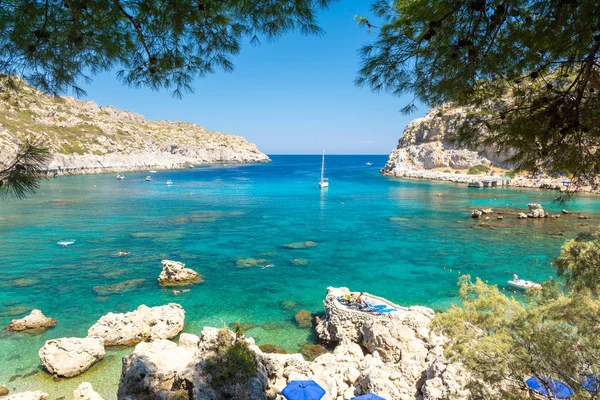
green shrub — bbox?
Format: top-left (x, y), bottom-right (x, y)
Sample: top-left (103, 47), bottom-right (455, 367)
top-left (204, 325), bottom-right (257, 395)
top-left (467, 164), bottom-right (491, 175)
top-left (505, 169), bottom-right (517, 179)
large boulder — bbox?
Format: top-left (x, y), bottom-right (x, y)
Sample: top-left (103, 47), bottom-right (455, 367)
top-left (72, 383), bottom-right (104, 400)
top-left (527, 203), bottom-right (547, 218)
top-left (117, 339), bottom-right (199, 399)
top-left (39, 337), bottom-right (105, 378)
top-left (88, 303), bottom-right (184, 346)
top-left (9, 309), bottom-right (56, 332)
top-left (5, 391), bottom-right (49, 400)
top-left (158, 260), bottom-right (202, 286)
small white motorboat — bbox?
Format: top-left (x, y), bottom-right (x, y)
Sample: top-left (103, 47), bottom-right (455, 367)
top-left (149, 170), bottom-right (157, 173)
top-left (366, 162), bottom-right (373, 166)
top-left (145, 176), bottom-right (152, 182)
top-left (116, 174), bottom-right (125, 180)
top-left (508, 275), bottom-right (542, 291)
top-left (166, 180), bottom-right (173, 185)
top-left (57, 240), bottom-right (75, 247)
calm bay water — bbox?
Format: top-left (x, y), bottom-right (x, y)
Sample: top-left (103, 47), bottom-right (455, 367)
top-left (0, 155), bottom-right (598, 398)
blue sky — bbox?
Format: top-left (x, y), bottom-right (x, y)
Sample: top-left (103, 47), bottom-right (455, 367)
top-left (81, 0), bottom-right (427, 155)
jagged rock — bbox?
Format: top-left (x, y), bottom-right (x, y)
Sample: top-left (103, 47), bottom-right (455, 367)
top-left (0, 385), bottom-right (8, 396)
top-left (562, 209), bottom-right (570, 214)
top-left (381, 105), bottom-right (508, 178)
top-left (87, 303), bottom-right (184, 346)
top-left (5, 391), bottom-right (48, 400)
top-left (158, 260), bottom-right (202, 286)
top-left (518, 213), bottom-right (528, 219)
top-left (114, 288), bottom-right (472, 400)
top-left (0, 77), bottom-right (269, 175)
top-left (72, 383), bottom-right (104, 400)
top-left (481, 208), bottom-right (493, 214)
top-left (117, 339), bottom-right (198, 400)
top-left (527, 203), bottom-right (546, 218)
top-left (578, 215), bottom-right (590, 220)
top-left (39, 337), bottom-right (104, 378)
top-left (8, 309), bottom-right (56, 332)
top-left (496, 216), bottom-right (504, 220)
top-left (470, 210), bottom-right (482, 218)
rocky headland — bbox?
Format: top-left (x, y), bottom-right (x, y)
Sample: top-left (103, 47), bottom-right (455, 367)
top-left (0, 76), bottom-right (269, 176)
top-left (381, 104), bottom-right (584, 192)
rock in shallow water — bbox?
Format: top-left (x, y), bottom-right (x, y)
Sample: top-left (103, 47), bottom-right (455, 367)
top-left (72, 382), bottom-right (104, 400)
top-left (38, 337), bottom-right (104, 378)
top-left (5, 391), bottom-right (48, 400)
top-left (9, 309), bottom-right (56, 332)
top-left (158, 260), bottom-right (202, 286)
top-left (87, 303), bottom-right (184, 346)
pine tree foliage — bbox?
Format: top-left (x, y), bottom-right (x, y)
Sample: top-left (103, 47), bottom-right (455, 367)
top-left (357, 0), bottom-right (600, 188)
top-left (435, 233), bottom-right (600, 399)
top-left (0, 139), bottom-right (51, 199)
top-left (0, 0), bottom-right (334, 98)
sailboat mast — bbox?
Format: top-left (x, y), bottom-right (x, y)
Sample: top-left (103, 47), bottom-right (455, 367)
top-left (321, 149), bottom-right (325, 181)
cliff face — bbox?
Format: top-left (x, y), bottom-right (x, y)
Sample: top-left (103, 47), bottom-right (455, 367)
top-left (0, 78), bottom-right (269, 175)
top-left (381, 104), bottom-right (509, 176)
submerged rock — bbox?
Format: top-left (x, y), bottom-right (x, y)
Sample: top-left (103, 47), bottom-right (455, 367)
top-left (5, 391), bottom-right (48, 400)
top-left (290, 258), bottom-right (309, 265)
top-left (92, 279), bottom-right (146, 296)
top-left (158, 260), bottom-right (202, 286)
top-left (39, 337), bottom-right (105, 378)
top-left (518, 213), bottom-right (528, 219)
top-left (235, 258), bottom-right (268, 268)
top-left (87, 303), bottom-right (184, 346)
top-left (9, 309), bottom-right (56, 332)
top-left (283, 241), bottom-right (318, 250)
top-left (470, 210), bottom-right (482, 218)
top-left (72, 382), bottom-right (104, 400)
top-left (299, 344), bottom-right (327, 361)
top-left (294, 310), bottom-right (313, 328)
top-left (280, 300), bottom-right (297, 310)
top-left (259, 344), bottom-right (288, 354)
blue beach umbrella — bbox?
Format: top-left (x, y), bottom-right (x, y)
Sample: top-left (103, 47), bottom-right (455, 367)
top-left (352, 394), bottom-right (387, 400)
top-left (282, 380), bottom-right (326, 400)
top-left (581, 374), bottom-right (600, 393)
top-left (526, 376), bottom-right (574, 399)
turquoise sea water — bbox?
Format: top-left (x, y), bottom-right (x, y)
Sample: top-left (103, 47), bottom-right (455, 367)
top-left (1, 155), bottom-right (599, 398)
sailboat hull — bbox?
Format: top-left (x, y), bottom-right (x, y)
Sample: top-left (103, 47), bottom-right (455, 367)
top-left (319, 181), bottom-right (329, 188)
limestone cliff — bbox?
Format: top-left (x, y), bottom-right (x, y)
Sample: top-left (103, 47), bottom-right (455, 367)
top-left (381, 104), bottom-right (509, 177)
top-left (0, 77), bottom-right (269, 175)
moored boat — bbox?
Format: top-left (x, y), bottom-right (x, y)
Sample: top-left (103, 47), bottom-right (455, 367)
top-left (508, 274), bottom-right (542, 290)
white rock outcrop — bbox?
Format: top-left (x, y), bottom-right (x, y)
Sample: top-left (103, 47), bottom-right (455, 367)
top-left (88, 303), bottom-right (184, 346)
top-left (5, 391), bottom-right (49, 400)
top-left (72, 383), bottom-right (104, 400)
top-left (116, 288), bottom-right (471, 400)
top-left (527, 203), bottom-right (547, 218)
top-left (9, 309), bottom-right (56, 332)
top-left (381, 105), bottom-right (509, 179)
top-left (38, 337), bottom-right (104, 377)
top-left (158, 260), bottom-right (201, 286)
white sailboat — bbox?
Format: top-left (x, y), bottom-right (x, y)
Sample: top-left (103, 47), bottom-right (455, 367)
top-left (319, 149), bottom-right (329, 188)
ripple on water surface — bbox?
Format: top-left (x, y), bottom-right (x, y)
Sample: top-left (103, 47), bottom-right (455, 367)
top-left (0, 155), bottom-right (598, 398)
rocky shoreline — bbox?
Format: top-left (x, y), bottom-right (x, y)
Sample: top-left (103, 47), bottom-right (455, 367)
top-left (2, 287), bottom-right (468, 400)
top-left (0, 77), bottom-right (270, 176)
